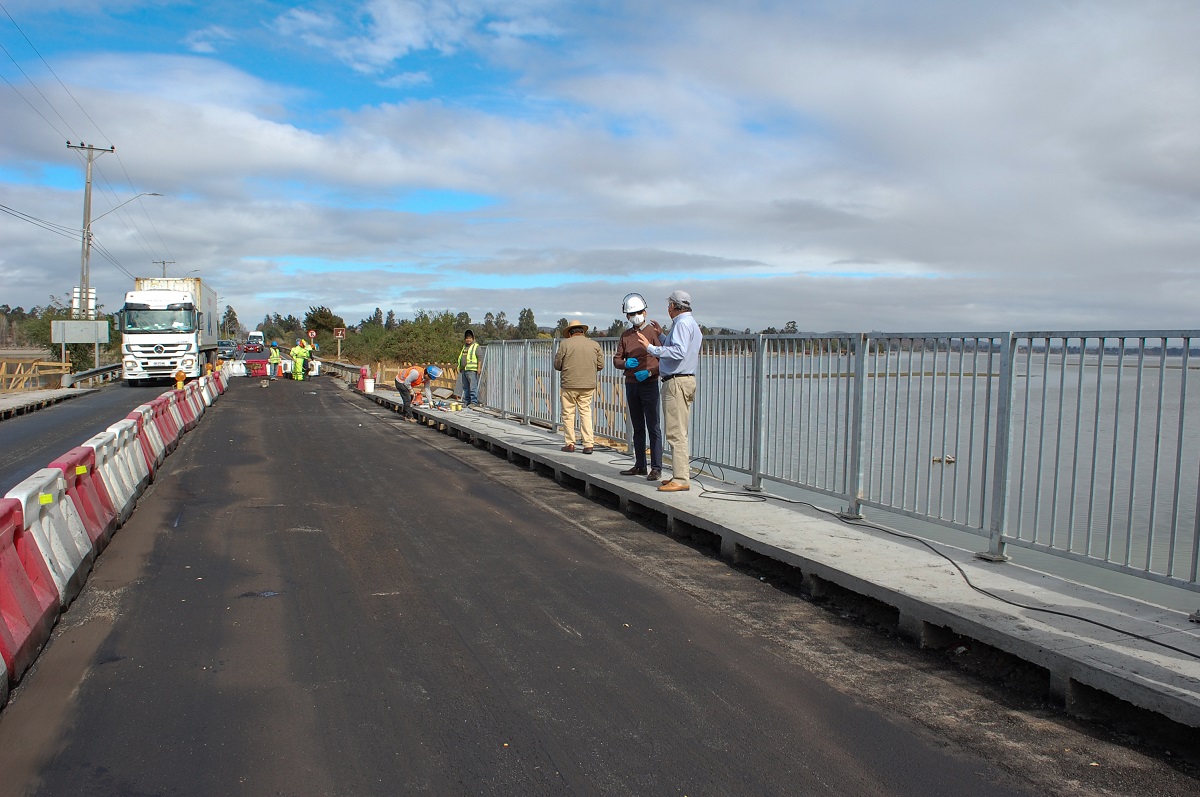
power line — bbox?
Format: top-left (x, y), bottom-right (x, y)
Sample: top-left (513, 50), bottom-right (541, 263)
top-left (0, 1), bottom-right (107, 143)
top-left (0, 202), bottom-right (80, 239)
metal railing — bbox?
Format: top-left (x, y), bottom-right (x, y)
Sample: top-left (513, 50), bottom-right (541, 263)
top-left (478, 331), bottom-right (1200, 594)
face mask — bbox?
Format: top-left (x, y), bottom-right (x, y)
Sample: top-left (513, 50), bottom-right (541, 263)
top-left (628, 312), bottom-right (646, 327)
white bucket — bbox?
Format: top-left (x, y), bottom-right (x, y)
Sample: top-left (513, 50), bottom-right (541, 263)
top-left (364, 378), bottom-right (375, 393)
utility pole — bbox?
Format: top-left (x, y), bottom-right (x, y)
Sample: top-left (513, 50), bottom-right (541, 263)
top-left (67, 142), bottom-right (114, 318)
top-left (153, 260), bottom-right (176, 277)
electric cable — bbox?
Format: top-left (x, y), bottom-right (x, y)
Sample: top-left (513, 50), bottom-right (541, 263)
top-left (685, 456), bottom-right (1200, 661)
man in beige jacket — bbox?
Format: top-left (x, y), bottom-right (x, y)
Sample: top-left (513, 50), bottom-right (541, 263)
top-left (553, 318), bottom-right (604, 454)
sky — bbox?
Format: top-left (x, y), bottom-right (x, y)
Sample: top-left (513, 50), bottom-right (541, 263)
top-left (1, 0), bottom-right (1198, 335)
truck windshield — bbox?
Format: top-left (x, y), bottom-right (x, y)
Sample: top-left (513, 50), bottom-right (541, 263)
top-left (122, 309), bottom-right (196, 333)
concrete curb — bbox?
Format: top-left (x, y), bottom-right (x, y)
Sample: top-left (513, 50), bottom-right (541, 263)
top-left (0, 389), bottom-right (98, 422)
top-left (351, 385), bottom-right (1200, 730)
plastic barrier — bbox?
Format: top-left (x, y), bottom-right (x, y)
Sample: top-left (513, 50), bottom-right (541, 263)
top-left (171, 389), bottom-right (197, 432)
top-left (188, 381), bottom-right (208, 417)
top-left (49, 447), bottom-right (118, 551)
top-left (127, 405), bottom-right (165, 473)
top-left (4, 469), bottom-right (93, 608)
top-left (149, 396), bottom-right (180, 453)
top-left (197, 376), bottom-right (216, 407)
top-left (108, 419), bottom-right (151, 495)
top-left (83, 430), bottom-right (137, 525)
top-left (0, 498), bottom-right (59, 687)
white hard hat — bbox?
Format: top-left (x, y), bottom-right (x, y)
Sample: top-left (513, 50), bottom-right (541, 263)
top-left (622, 293), bottom-right (648, 315)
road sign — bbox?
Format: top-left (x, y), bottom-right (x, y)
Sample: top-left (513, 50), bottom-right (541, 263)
top-left (307, 330), bottom-right (317, 339)
top-left (334, 328), bottom-right (346, 340)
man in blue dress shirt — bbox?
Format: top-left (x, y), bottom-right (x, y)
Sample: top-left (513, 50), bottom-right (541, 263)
top-left (637, 290), bottom-right (702, 492)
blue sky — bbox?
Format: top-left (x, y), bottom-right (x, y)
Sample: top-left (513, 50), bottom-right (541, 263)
top-left (2, 1), bottom-right (1199, 333)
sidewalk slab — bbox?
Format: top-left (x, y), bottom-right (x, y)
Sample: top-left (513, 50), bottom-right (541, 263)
top-left (0, 389), bottom-right (97, 421)
top-left (350, 385), bottom-right (1200, 730)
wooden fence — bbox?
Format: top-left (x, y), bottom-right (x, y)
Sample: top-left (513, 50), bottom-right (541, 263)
top-left (0, 360), bottom-right (71, 392)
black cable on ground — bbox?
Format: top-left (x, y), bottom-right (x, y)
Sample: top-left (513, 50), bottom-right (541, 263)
top-left (685, 457), bottom-right (1200, 662)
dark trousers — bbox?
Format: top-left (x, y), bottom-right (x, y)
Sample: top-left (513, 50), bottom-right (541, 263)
top-left (396, 381), bottom-right (413, 417)
top-left (626, 379), bottom-right (663, 470)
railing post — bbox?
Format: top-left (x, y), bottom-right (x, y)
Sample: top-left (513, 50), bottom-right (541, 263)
top-left (841, 333), bottom-right (868, 518)
top-left (748, 335), bottom-right (767, 491)
top-left (521, 339), bottom-right (531, 426)
top-left (978, 332), bottom-right (1016, 562)
top-left (551, 338), bottom-right (561, 436)
top-left (498, 343), bottom-right (508, 420)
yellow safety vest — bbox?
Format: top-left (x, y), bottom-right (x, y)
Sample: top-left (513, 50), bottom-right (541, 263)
top-left (268, 347), bottom-right (282, 364)
top-left (459, 342), bottom-right (479, 371)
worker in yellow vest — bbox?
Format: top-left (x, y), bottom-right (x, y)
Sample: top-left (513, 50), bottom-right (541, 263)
top-left (290, 339), bottom-right (310, 381)
top-left (394, 365), bottom-right (442, 420)
top-left (458, 329), bottom-right (481, 406)
top-left (268, 341), bottom-right (283, 380)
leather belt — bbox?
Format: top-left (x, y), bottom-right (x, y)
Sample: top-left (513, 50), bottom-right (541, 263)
top-left (661, 373), bottom-right (694, 382)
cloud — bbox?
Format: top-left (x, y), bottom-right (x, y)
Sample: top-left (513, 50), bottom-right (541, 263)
top-left (3, 1), bottom-right (1200, 336)
top-left (182, 25), bottom-right (236, 54)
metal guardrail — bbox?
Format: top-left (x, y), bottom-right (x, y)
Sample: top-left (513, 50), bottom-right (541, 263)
top-left (478, 331), bottom-right (1200, 594)
top-left (60, 363), bottom-right (123, 388)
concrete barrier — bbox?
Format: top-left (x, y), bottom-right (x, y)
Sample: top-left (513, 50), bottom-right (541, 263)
top-left (48, 447), bottom-right (118, 552)
top-left (4, 469), bottom-right (93, 608)
top-left (0, 498), bottom-right (59, 687)
top-left (83, 430), bottom-right (137, 525)
top-left (108, 419), bottom-right (151, 495)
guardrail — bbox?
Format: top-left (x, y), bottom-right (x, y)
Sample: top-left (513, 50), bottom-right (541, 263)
top-left (476, 331), bottom-right (1200, 594)
top-left (60, 363), bottom-right (123, 389)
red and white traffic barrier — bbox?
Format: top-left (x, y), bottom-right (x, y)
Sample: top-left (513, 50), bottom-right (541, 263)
top-left (107, 419), bottom-right (151, 495)
top-left (4, 469), bottom-right (93, 608)
top-left (127, 405), bottom-right (165, 473)
top-left (0, 498), bottom-right (59, 688)
top-left (83, 430), bottom-right (137, 525)
top-left (48, 447), bottom-right (119, 552)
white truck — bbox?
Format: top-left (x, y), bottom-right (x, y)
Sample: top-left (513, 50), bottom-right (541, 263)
top-left (118, 277), bottom-right (219, 383)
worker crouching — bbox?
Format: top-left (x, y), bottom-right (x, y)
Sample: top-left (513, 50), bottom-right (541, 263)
top-left (395, 365), bottom-right (442, 421)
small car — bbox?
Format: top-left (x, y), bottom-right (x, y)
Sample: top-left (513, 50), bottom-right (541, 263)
top-left (217, 339), bottom-right (238, 359)
top-left (244, 340), bottom-right (263, 354)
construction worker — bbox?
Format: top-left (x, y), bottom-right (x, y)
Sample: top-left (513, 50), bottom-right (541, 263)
top-left (394, 365), bottom-right (443, 420)
top-left (290, 338), bottom-right (310, 381)
top-left (458, 329), bottom-right (481, 406)
top-left (267, 341), bottom-right (283, 380)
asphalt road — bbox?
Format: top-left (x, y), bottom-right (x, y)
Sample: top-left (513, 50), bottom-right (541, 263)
top-left (0, 382), bottom-right (169, 496)
top-left (0, 376), bottom-right (1194, 796)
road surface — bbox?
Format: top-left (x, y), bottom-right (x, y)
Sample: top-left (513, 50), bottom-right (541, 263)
top-left (0, 376), bottom-right (1194, 796)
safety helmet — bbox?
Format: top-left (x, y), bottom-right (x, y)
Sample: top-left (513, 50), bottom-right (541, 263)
top-left (426, 365), bottom-right (443, 379)
top-left (622, 293), bottom-right (648, 315)
top-left (272, 341), bottom-right (279, 347)
top-left (296, 338), bottom-right (303, 345)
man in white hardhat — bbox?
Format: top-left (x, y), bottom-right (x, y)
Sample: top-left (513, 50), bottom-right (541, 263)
top-left (553, 316), bottom-right (604, 454)
top-left (613, 292), bottom-right (665, 481)
top-left (637, 290), bottom-right (702, 492)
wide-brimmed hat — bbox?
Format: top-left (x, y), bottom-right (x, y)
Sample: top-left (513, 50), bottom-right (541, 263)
top-left (565, 317), bottom-right (589, 334)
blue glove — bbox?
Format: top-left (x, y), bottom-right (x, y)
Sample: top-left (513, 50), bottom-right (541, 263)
top-left (635, 369), bottom-right (650, 382)
top-left (625, 357), bottom-right (639, 369)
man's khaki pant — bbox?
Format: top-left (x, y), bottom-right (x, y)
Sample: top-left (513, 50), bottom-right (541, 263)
top-left (560, 388), bottom-right (596, 447)
top-left (662, 375), bottom-right (696, 483)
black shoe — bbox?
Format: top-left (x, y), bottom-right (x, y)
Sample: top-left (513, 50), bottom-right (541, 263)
top-left (647, 469), bottom-right (662, 481)
top-left (619, 466), bottom-right (648, 476)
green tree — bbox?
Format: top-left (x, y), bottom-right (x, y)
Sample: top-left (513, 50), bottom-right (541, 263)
top-left (221, 305), bottom-right (240, 339)
top-left (603, 319), bottom-right (625, 337)
top-left (305, 306), bottom-right (345, 335)
top-left (516, 308), bottom-right (538, 339)
top-left (385, 310), bottom-right (397, 330)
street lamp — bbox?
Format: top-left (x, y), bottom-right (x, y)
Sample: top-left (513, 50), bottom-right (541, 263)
top-left (78, 191), bottom-right (163, 318)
